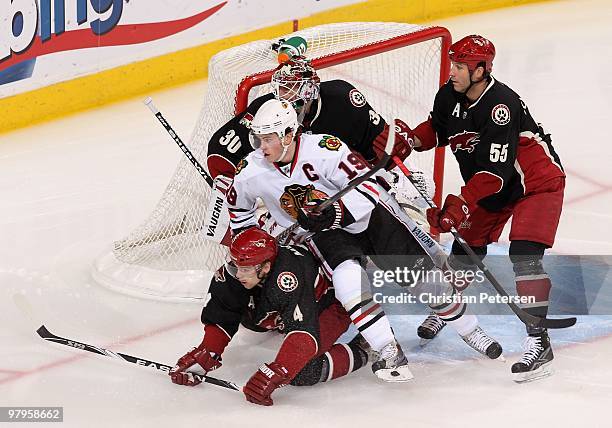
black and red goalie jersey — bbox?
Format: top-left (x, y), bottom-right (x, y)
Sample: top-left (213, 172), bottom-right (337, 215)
top-left (414, 78), bottom-right (565, 212)
top-left (206, 80), bottom-right (404, 179)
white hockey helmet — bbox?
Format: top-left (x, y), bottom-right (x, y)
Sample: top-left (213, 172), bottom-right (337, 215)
top-left (249, 99), bottom-right (299, 149)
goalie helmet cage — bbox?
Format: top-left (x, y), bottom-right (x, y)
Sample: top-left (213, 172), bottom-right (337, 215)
top-left (92, 22), bottom-right (451, 302)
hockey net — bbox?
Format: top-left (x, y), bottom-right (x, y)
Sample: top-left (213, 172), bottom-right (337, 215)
top-left (92, 22), bottom-right (450, 302)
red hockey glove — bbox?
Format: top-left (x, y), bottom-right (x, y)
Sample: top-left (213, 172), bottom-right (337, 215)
top-left (372, 118), bottom-right (415, 168)
top-left (243, 362), bottom-right (290, 406)
top-left (297, 199), bottom-right (343, 232)
top-left (169, 325), bottom-right (227, 388)
top-left (169, 345), bottom-right (223, 386)
top-left (426, 194), bottom-right (469, 233)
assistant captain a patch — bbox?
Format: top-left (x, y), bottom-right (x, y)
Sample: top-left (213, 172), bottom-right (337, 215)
top-left (277, 271), bottom-right (299, 292)
top-left (491, 104), bottom-right (511, 126)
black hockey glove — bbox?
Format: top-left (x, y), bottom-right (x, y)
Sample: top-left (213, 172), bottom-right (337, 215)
top-left (297, 199), bottom-right (344, 233)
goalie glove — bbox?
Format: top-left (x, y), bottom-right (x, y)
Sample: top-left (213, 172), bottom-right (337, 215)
top-left (297, 199), bottom-right (344, 233)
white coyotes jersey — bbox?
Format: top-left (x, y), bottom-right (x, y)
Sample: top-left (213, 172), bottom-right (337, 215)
top-left (227, 133), bottom-right (381, 235)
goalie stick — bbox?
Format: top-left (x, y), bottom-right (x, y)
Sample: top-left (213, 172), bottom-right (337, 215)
top-left (144, 97), bottom-right (234, 244)
top-left (144, 97), bottom-right (214, 187)
top-left (36, 324), bottom-right (240, 392)
top-left (392, 156), bottom-right (576, 330)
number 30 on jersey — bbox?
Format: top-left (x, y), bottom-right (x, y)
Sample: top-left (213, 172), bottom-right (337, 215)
top-left (219, 130), bottom-right (242, 154)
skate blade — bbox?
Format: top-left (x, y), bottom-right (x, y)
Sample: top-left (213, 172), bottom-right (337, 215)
top-left (513, 362), bottom-right (553, 383)
top-left (374, 366), bottom-right (414, 383)
top-left (419, 338), bottom-right (432, 347)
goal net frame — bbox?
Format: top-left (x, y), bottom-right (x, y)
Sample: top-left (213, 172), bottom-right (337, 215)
top-left (92, 22), bottom-right (451, 302)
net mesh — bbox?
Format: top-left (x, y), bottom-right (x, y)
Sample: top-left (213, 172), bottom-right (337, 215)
top-left (94, 22), bottom-right (449, 300)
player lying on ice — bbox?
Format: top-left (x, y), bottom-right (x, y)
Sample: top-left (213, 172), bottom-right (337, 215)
top-left (396, 35), bottom-right (565, 383)
top-left (224, 98), bottom-right (503, 383)
top-left (170, 228), bottom-right (374, 406)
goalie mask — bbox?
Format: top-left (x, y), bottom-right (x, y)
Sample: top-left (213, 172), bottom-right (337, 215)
top-left (271, 56), bottom-right (320, 110)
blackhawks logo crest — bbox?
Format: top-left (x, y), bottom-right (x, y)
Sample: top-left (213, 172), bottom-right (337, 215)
top-left (279, 183), bottom-right (328, 219)
top-left (235, 158), bottom-right (248, 175)
top-left (318, 135), bottom-right (342, 151)
top-left (239, 112), bottom-right (254, 128)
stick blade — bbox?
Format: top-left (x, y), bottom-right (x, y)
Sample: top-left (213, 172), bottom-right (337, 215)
top-left (12, 293), bottom-right (43, 329)
top-left (540, 316), bottom-right (577, 329)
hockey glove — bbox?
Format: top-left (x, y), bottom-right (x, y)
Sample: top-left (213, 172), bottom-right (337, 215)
top-left (426, 194), bottom-right (469, 233)
top-left (170, 346), bottom-right (222, 386)
top-left (243, 362), bottom-right (290, 406)
top-left (372, 118), bottom-right (415, 168)
top-left (169, 326), bottom-right (225, 387)
top-left (297, 199), bottom-right (343, 233)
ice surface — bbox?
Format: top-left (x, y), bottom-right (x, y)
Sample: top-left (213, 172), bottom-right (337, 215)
top-left (1, 1), bottom-right (612, 426)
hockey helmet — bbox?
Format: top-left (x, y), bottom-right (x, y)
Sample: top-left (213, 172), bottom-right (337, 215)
top-left (449, 35), bottom-right (496, 73)
top-left (230, 228), bottom-right (278, 267)
top-left (271, 56), bottom-right (320, 107)
top-left (249, 99), bottom-right (299, 149)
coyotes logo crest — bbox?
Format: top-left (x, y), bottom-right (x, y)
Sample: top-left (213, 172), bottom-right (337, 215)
top-left (257, 312), bottom-right (284, 331)
top-left (279, 184), bottom-right (328, 219)
top-left (318, 135), bottom-right (342, 151)
top-left (448, 131), bottom-right (480, 154)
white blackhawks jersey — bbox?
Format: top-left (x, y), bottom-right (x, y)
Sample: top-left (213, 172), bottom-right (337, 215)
top-left (226, 133), bottom-right (381, 235)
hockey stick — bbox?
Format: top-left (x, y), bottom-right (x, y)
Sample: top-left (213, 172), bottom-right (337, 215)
top-left (144, 97), bottom-right (214, 187)
top-left (391, 156), bottom-right (576, 330)
top-left (36, 325), bottom-right (240, 392)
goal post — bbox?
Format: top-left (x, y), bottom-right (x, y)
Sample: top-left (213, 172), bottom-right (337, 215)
top-left (92, 22), bottom-right (451, 302)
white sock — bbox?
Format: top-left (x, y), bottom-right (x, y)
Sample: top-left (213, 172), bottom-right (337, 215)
top-left (333, 260), bottom-right (395, 352)
top-left (446, 314), bottom-right (478, 337)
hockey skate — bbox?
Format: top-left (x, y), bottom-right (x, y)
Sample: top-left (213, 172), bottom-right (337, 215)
top-left (371, 341), bottom-right (413, 382)
top-left (417, 312), bottom-right (447, 346)
top-left (511, 331), bottom-right (554, 383)
top-left (348, 333), bottom-right (379, 361)
top-left (461, 326), bottom-right (503, 359)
